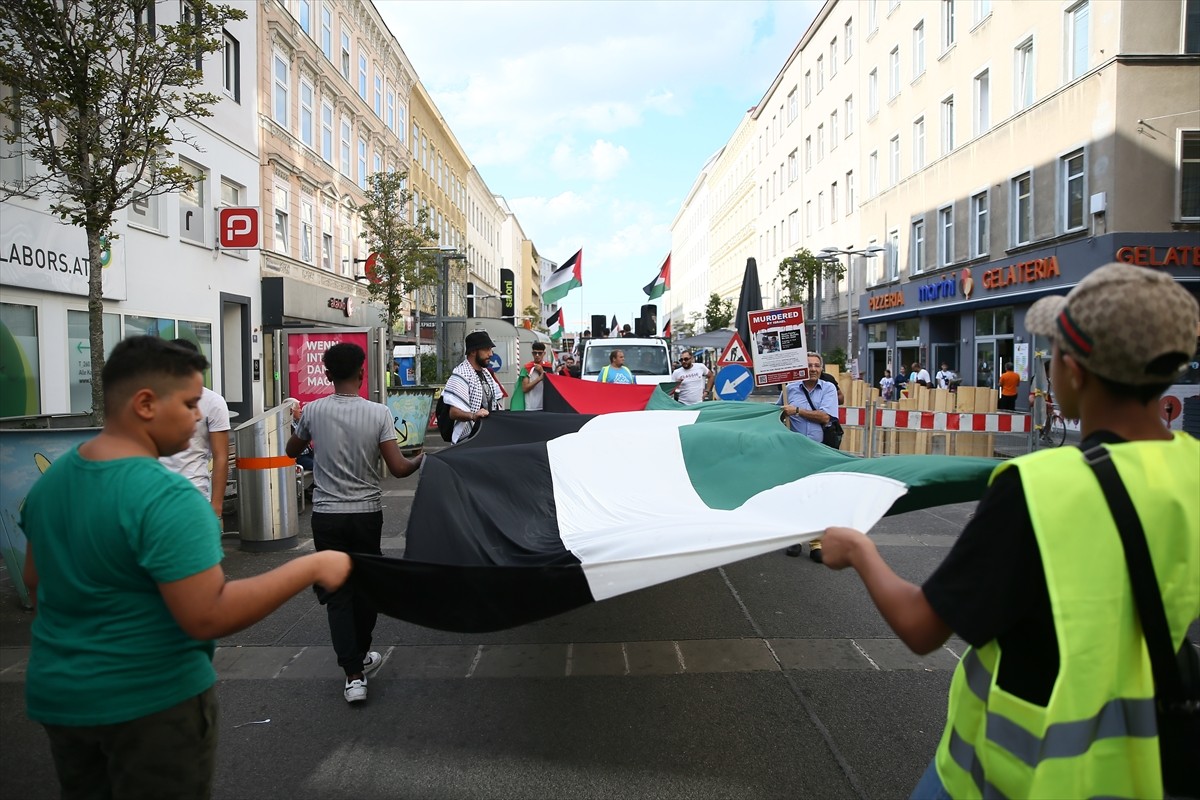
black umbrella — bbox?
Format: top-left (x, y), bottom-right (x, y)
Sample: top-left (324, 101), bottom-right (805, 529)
top-left (733, 257), bottom-right (763, 357)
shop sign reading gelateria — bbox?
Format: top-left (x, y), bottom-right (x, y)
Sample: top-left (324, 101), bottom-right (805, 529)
top-left (982, 255), bottom-right (1061, 291)
top-left (1115, 246), bottom-right (1200, 268)
top-left (868, 290), bottom-right (905, 311)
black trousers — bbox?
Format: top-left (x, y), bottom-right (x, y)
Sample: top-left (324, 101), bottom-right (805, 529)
top-left (311, 510), bottom-right (383, 677)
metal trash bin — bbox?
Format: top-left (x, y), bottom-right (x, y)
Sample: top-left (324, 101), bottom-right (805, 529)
top-left (233, 402), bottom-right (299, 552)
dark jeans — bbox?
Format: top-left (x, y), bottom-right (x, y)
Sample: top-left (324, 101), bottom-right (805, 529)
top-left (998, 394), bottom-right (1017, 411)
top-left (43, 686), bottom-right (218, 800)
top-left (311, 510), bottom-right (382, 677)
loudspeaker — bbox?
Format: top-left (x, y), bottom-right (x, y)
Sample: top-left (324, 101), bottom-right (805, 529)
top-left (590, 315), bottom-right (607, 338)
top-left (634, 318), bottom-right (650, 337)
top-left (641, 305), bottom-right (658, 337)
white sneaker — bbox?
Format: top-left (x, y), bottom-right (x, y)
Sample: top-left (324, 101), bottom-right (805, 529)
top-left (362, 651), bottom-right (382, 675)
top-left (344, 678), bottom-right (367, 703)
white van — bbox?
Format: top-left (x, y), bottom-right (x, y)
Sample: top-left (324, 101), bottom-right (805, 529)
top-left (580, 337), bottom-right (673, 386)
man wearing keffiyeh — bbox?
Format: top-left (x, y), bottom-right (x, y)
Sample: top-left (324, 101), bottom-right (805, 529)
top-left (443, 330), bottom-right (504, 444)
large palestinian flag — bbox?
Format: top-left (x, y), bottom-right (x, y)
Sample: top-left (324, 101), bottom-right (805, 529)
top-left (352, 403), bottom-right (998, 632)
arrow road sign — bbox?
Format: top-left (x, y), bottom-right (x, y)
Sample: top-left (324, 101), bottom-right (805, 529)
top-left (715, 364), bottom-right (753, 401)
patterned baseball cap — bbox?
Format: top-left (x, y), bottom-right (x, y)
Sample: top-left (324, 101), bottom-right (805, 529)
top-left (1026, 263), bottom-right (1199, 386)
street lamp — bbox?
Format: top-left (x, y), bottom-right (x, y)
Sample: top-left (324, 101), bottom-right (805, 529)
top-left (818, 245), bottom-right (883, 373)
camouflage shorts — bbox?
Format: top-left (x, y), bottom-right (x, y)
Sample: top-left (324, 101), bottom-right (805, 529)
top-left (42, 686), bottom-right (218, 800)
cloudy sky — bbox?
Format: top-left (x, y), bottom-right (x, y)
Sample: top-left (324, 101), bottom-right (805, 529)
top-left (377, 0), bottom-right (821, 333)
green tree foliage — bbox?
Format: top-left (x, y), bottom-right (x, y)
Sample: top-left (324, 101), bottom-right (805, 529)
top-left (0, 0), bottom-right (245, 422)
top-left (776, 248), bottom-right (845, 305)
top-left (704, 293), bottom-right (734, 331)
top-left (522, 304), bottom-right (544, 332)
top-left (354, 171), bottom-right (438, 346)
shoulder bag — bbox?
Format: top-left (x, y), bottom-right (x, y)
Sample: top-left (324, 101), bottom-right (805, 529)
top-left (1084, 445), bottom-right (1200, 799)
top-left (799, 383), bottom-right (843, 450)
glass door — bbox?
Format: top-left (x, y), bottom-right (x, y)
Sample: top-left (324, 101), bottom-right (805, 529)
top-left (975, 340), bottom-right (996, 389)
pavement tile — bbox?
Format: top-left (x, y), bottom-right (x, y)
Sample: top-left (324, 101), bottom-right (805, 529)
top-left (387, 645), bottom-right (478, 679)
top-left (855, 638), bottom-right (961, 670)
top-left (770, 638), bottom-right (878, 670)
top-left (272, 645), bottom-right (340, 679)
top-left (0, 647), bottom-right (28, 681)
top-left (214, 646), bottom-right (299, 679)
top-left (623, 640), bottom-right (684, 675)
top-left (565, 642), bottom-right (626, 676)
top-left (678, 638), bottom-right (778, 673)
top-left (471, 643), bottom-right (568, 678)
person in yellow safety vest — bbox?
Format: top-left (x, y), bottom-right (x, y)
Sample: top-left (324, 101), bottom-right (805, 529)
top-left (817, 263), bottom-right (1199, 799)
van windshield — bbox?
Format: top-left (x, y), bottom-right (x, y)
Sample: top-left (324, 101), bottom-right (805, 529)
top-left (583, 345), bottom-right (670, 376)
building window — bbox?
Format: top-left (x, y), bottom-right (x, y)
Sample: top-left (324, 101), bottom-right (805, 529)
top-left (889, 135), bottom-right (900, 186)
top-left (340, 31), bottom-right (351, 79)
top-left (817, 55), bottom-right (825, 91)
top-left (1066, 1), bottom-right (1090, 79)
top-left (320, 6), bottom-right (332, 60)
top-left (805, 136), bottom-right (812, 171)
top-left (128, 181), bottom-right (162, 231)
top-left (887, 229), bottom-right (900, 281)
top-left (817, 124), bottom-right (825, 161)
top-left (804, 71), bottom-right (812, 106)
top-left (1061, 149), bottom-right (1086, 231)
top-left (889, 47), bottom-right (900, 99)
top-left (179, 159), bottom-right (205, 244)
top-left (868, 69), bottom-right (878, 116)
top-left (222, 31), bottom-right (240, 103)
top-left (300, 198), bottom-right (314, 263)
top-left (868, 151), bottom-right (879, 196)
top-left (298, 0), bottom-right (312, 36)
top-left (1012, 172), bottom-right (1032, 246)
top-left (913, 22), bottom-right (927, 79)
top-left (1182, 131), bottom-right (1200, 219)
top-left (322, 205), bottom-right (334, 270)
top-left (869, 0), bottom-right (878, 32)
top-left (937, 206), bottom-right (954, 267)
top-left (788, 210), bottom-right (799, 246)
top-left (299, 78), bottom-right (314, 148)
top-left (373, 150), bottom-right (382, 176)
top-left (386, 90), bottom-right (395, 131)
top-left (181, 2), bottom-right (202, 70)
top-left (787, 87), bottom-right (797, 123)
top-left (357, 138), bottom-right (367, 188)
top-left (970, 191), bottom-right (989, 257)
top-left (913, 117), bottom-right (926, 170)
top-left (321, 101), bottom-right (333, 162)
top-left (0, 85), bottom-right (25, 185)
top-left (942, 0), bottom-right (956, 49)
top-left (272, 53), bottom-right (289, 127)
top-left (818, 190), bottom-right (826, 229)
top-left (974, 0), bottom-right (992, 23)
top-left (806, 200), bottom-right (813, 235)
top-left (357, 54), bottom-right (368, 99)
top-left (273, 186), bottom-right (289, 254)
top-left (830, 111), bottom-right (839, 148)
top-left (788, 149), bottom-right (798, 183)
top-left (1014, 38), bottom-right (1034, 110)
top-left (831, 182), bottom-right (839, 222)
top-left (397, 103), bottom-right (406, 142)
top-left (911, 219), bottom-right (926, 273)
top-left (845, 95), bottom-right (855, 136)
top-left (940, 95), bottom-right (955, 154)
top-left (220, 177), bottom-right (240, 207)
top-left (845, 18), bottom-right (854, 59)
top-left (1, 303), bottom-right (41, 414)
top-left (846, 170), bottom-right (855, 214)
top-left (339, 118), bottom-right (351, 177)
top-left (973, 69), bottom-right (990, 136)
top-left (830, 38), bottom-right (839, 75)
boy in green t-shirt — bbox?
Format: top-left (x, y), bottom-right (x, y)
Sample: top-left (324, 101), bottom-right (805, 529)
top-left (21, 336), bottom-right (352, 799)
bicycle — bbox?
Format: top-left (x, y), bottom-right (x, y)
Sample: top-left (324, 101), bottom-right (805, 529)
top-left (1034, 396), bottom-right (1068, 448)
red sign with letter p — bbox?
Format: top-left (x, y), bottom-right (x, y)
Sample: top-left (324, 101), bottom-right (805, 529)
top-left (218, 207), bottom-right (260, 249)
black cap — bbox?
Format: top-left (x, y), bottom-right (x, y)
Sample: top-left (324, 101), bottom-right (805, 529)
top-left (465, 330), bottom-right (496, 352)
top-left (532, 342), bottom-right (545, 351)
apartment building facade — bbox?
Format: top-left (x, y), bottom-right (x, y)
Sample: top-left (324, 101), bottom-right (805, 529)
top-left (668, 156), bottom-right (714, 333)
top-left (706, 113), bottom-right (758, 310)
top-left (0, 2), bottom-right (264, 421)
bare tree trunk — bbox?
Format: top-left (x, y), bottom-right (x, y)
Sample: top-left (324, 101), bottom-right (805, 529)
top-left (87, 225), bottom-right (107, 426)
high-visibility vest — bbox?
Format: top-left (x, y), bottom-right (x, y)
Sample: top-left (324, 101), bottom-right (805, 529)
top-left (935, 433), bottom-right (1200, 799)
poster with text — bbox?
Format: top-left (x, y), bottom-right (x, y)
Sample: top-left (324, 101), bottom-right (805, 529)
top-left (747, 306), bottom-right (810, 386)
top-left (286, 331), bottom-right (371, 404)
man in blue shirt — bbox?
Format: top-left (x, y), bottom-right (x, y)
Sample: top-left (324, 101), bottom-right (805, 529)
top-left (599, 349), bottom-right (635, 384)
top-left (778, 352), bottom-right (840, 561)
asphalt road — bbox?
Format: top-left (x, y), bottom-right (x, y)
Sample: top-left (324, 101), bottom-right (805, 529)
top-left (0, 435), bottom-right (976, 800)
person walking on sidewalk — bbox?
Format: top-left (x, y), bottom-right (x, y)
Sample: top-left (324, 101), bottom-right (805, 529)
top-left (286, 342), bottom-right (423, 704)
top-left (777, 352), bottom-right (840, 562)
top-left (159, 338), bottom-right (230, 529)
top-left (818, 264), bottom-right (1200, 799)
top-left (21, 336), bottom-right (353, 800)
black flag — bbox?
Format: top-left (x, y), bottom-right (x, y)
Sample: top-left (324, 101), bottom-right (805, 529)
top-left (734, 257), bottom-right (763, 362)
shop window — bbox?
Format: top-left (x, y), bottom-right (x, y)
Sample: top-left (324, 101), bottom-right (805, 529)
top-left (867, 322), bottom-right (887, 343)
top-left (67, 309), bottom-right (120, 414)
top-left (128, 181), bottom-right (163, 233)
top-left (0, 302), bottom-right (42, 416)
top-left (975, 306), bottom-right (1013, 336)
top-left (896, 318), bottom-right (920, 341)
top-left (178, 159), bottom-right (206, 244)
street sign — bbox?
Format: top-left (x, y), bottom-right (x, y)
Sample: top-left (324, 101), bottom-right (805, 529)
top-left (217, 206), bottom-right (260, 249)
top-left (363, 252), bottom-right (381, 284)
top-left (717, 333), bottom-right (751, 367)
top-left (715, 364), bottom-right (753, 401)
top-left (747, 306), bottom-right (808, 386)
top-left (487, 353), bottom-right (503, 372)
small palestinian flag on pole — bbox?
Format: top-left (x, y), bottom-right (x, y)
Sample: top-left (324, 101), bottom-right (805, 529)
top-left (662, 317), bottom-right (671, 339)
top-left (546, 308), bottom-right (565, 342)
top-left (643, 253), bottom-right (670, 299)
top-left (542, 249), bottom-right (583, 305)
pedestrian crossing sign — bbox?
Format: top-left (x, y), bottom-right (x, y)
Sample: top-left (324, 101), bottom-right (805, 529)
top-left (717, 333), bottom-right (751, 367)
